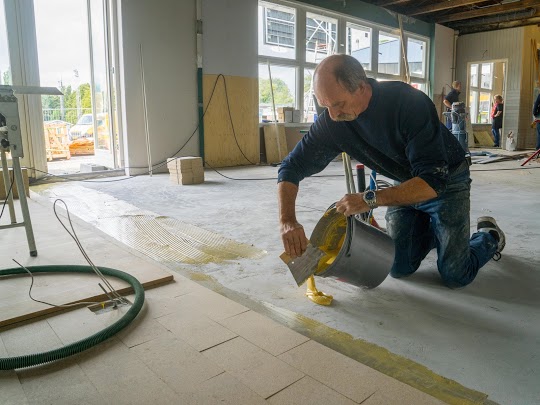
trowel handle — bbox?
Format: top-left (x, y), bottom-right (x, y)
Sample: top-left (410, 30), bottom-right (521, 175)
top-left (356, 164), bottom-right (369, 222)
top-left (356, 164), bottom-right (366, 193)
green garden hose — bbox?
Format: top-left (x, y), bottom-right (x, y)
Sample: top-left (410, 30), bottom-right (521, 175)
top-left (0, 265), bottom-right (145, 370)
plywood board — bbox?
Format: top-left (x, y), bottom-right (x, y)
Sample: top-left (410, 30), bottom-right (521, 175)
top-left (474, 131), bottom-right (495, 146)
top-left (284, 126), bottom-right (308, 153)
top-left (263, 124), bottom-right (288, 164)
top-left (0, 268), bottom-right (173, 328)
top-left (0, 168), bottom-right (30, 199)
top-left (203, 74), bottom-right (260, 167)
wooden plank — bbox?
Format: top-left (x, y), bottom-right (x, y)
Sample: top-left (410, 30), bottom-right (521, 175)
top-left (284, 126), bottom-right (308, 153)
top-left (263, 124), bottom-right (288, 164)
top-left (473, 131), bottom-right (494, 147)
top-left (0, 270), bottom-right (173, 328)
top-left (203, 74), bottom-right (260, 167)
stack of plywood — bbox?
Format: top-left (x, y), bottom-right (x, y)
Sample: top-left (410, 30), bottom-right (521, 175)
top-left (263, 124), bottom-right (288, 164)
top-left (473, 131), bottom-right (494, 147)
top-left (69, 138), bottom-right (95, 156)
top-left (167, 157), bottom-right (204, 185)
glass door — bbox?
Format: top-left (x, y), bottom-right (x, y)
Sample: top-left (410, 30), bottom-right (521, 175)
top-left (88, 0), bottom-right (117, 169)
top-left (33, 0), bottom-right (119, 174)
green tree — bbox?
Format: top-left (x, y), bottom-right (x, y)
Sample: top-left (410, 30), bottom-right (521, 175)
top-left (304, 73), bottom-right (313, 93)
top-left (65, 83), bottom-right (92, 124)
top-left (2, 69), bottom-right (11, 85)
top-left (41, 95), bottom-right (61, 121)
top-left (259, 78), bottom-right (293, 105)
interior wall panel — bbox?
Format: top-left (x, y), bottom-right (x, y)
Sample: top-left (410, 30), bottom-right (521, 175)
top-left (456, 28), bottom-right (524, 149)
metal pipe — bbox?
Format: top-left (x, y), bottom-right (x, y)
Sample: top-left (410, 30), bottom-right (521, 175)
top-left (1, 149), bottom-right (16, 223)
top-left (11, 156), bottom-right (36, 256)
top-left (139, 44), bottom-right (152, 176)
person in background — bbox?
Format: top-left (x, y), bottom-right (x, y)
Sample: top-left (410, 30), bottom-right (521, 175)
top-left (491, 95), bottom-right (504, 147)
top-left (443, 81), bottom-right (461, 130)
top-left (533, 91), bottom-right (540, 151)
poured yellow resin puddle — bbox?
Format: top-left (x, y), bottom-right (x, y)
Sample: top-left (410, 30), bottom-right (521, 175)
top-left (306, 209), bottom-right (348, 306)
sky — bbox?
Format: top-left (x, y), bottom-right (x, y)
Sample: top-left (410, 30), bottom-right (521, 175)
top-left (1, 0), bottom-right (92, 87)
top-left (34, 0), bottom-right (91, 87)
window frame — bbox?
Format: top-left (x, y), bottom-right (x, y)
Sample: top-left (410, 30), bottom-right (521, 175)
top-left (258, 0), bottom-right (431, 123)
top-left (263, 4), bottom-right (296, 49)
top-left (468, 61), bottom-right (494, 124)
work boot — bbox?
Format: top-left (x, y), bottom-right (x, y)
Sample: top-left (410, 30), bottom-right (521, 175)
top-left (477, 216), bottom-right (505, 255)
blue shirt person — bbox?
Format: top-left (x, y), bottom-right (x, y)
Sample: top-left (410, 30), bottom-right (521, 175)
top-left (533, 92), bottom-right (540, 150)
top-left (443, 81), bottom-right (461, 130)
top-left (277, 55), bottom-right (505, 288)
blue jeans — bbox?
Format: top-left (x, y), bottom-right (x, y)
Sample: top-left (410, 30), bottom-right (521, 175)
top-left (491, 127), bottom-right (500, 147)
top-left (536, 122), bottom-right (540, 150)
top-left (446, 117), bottom-right (452, 131)
top-left (385, 163), bottom-right (498, 288)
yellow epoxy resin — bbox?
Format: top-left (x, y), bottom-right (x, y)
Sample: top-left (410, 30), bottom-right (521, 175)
top-left (305, 275), bottom-right (333, 306)
top-left (304, 210), bottom-right (347, 306)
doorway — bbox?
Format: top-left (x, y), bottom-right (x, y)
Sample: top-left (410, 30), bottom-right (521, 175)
top-left (33, 0), bottom-right (121, 175)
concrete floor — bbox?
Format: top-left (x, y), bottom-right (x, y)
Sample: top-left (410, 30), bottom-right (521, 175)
top-left (1, 184), bottom-right (443, 404)
top-left (30, 155), bottom-right (540, 404)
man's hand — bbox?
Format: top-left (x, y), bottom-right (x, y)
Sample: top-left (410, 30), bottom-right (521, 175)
top-left (336, 193), bottom-right (369, 216)
top-left (280, 221), bottom-right (308, 259)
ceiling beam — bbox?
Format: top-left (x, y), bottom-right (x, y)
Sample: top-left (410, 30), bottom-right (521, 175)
top-left (408, 0), bottom-right (491, 16)
top-left (457, 15), bottom-right (540, 34)
top-left (435, 0), bottom-right (540, 23)
top-left (375, 0), bottom-right (411, 7)
top-left (452, 7), bottom-right (538, 27)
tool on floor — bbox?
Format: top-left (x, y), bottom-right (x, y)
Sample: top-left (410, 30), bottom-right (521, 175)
top-left (0, 85), bottom-right (61, 257)
top-left (520, 148), bottom-right (540, 166)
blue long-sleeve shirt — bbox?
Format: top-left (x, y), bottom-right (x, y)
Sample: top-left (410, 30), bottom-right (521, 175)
top-left (278, 79), bottom-right (466, 196)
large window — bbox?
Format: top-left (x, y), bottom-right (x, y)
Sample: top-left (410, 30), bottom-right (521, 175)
top-left (306, 13), bottom-right (337, 63)
top-left (258, 2), bottom-right (296, 60)
top-left (34, 0), bottom-right (120, 173)
top-left (346, 23), bottom-right (371, 71)
top-left (258, 63), bottom-right (296, 121)
top-left (407, 37), bottom-right (426, 78)
top-left (378, 31), bottom-right (400, 75)
top-left (469, 62), bottom-right (494, 124)
top-left (258, 1), bottom-right (430, 123)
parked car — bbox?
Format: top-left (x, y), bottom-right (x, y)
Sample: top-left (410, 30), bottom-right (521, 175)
top-left (69, 113), bottom-right (109, 141)
top-left (69, 114), bottom-right (94, 141)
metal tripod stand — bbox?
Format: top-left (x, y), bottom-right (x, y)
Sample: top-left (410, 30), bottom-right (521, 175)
top-left (0, 85), bottom-right (62, 257)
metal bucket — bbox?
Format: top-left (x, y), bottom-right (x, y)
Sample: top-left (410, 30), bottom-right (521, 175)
top-left (310, 205), bottom-right (395, 289)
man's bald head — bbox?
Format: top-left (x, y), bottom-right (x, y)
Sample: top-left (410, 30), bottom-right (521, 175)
top-left (314, 54), bottom-right (368, 94)
top-left (313, 54), bottom-right (371, 122)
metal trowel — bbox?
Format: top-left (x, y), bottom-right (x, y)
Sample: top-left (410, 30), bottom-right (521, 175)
top-left (279, 244), bottom-right (326, 286)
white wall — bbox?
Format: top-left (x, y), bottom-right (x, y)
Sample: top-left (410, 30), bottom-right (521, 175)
top-left (119, 0), bottom-right (198, 175)
top-left (202, 0), bottom-right (257, 77)
top-left (432, 24), bottom-right (455, 96)
top-left (200, 0), bottom-right (260, 167)
top-left (456, 27), bottom-right (524, 149)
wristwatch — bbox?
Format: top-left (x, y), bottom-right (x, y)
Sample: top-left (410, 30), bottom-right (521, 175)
top-left (363, 189), bottom-right (378, 209)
